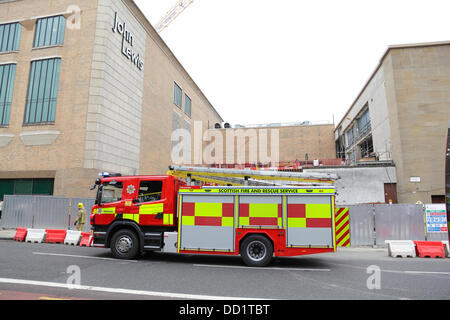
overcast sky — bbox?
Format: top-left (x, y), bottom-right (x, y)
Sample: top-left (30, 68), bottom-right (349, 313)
top-left (134, 0), bottom-right (449, 126)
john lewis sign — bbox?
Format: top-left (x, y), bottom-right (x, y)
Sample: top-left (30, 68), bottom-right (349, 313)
top-left (112, 12), bottom-right (144, 71)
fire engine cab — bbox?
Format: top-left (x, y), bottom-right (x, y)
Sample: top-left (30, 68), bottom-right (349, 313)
top-left (89, 166), bottom-right (338, 267)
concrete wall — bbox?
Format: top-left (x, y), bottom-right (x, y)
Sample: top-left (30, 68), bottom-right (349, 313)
top-left (334, 65), bottom-right (392, 161)
top-left (384, 44), bottom-right (450, 204)
top-left (84, 0), bottom-right (146, 176)
top-left (206, 124), bottom-right (336, 166)
top-left (0, 0), bottom-right (223, 197)
top-left (305, 165), bottom-right (397, 206)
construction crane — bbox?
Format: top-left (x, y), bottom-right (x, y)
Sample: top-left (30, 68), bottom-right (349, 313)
top-left (155, 0), bottom-right (195, 33)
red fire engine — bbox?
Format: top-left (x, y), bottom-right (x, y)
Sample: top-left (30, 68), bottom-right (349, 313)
top-left (89, 166), bottom-right (338, 267)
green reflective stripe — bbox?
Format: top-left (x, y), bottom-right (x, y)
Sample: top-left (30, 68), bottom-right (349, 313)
top-left (249, 203), bottom-right (278, 218)
top-left (163, 213), bottom-right (174, 225)
top-left (222, 217), bottom-right (233, 227)
top-left (139, 203), bottom-right (163, 215)
top-left (194, 203), bottom-right (222, 217)
top-left (305, 204), bottom-right (331, 218)
top-left (182, 216), bottom-right (195, 226)
top-left (123, 213), bottom-right (139, 223)
top-left (101, 207), bottom-right (116, 214)
top-left (288, 218), bottom-right (306, 228)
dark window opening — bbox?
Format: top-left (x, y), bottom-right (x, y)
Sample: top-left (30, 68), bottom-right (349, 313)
top-left (359, 136), bottom-right (374, 159)
top-left (0, 178), bottom-right (54, 201)
top-left (139, 181), bottom-right (163, 203)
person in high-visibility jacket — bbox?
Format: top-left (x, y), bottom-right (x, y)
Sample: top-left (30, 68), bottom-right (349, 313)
top-left (74, 203), bottom-right (86, 232)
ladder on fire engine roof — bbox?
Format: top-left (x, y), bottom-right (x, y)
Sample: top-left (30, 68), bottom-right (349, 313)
top-left (167, 165), bottom-right (339, 187)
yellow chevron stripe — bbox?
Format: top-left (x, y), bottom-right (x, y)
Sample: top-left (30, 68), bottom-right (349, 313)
top-left (336, 225), bottom-right (350, 239)
top-left (336, 208), bottom-right (349, 221)
top-left (337, 233), bottom-right (350, 247)
top-left (336, 218), bottom-right (348, 231)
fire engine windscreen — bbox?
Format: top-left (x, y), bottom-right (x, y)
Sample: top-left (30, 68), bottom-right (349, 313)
top-left (101, 181), bottom-right (123, 204)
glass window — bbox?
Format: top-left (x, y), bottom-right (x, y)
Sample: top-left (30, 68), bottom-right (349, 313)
top-left (0, 64), bottom-right (16, 126)
top-left (357, 109), bottom-right (371, 136)
top-left (346, 126), bottom-right (355, 147)
top-left (24, 58), bottom-right (61, 124)
top-left (0, 22), bottom-right (21, 52)
top-left (184, 94), bottom-right (191, 117)
top-left (174, 82), bottom-right (182, 108)
top-left (14, 179), bottom-right (33, 195)
top-left (101, 181), bottom-right (123, 204)
top-left (33, 15), bottom-right (66, 48)
top-left (0, 178), bottom-right (54, 200)
top-left (138, 181), bottom-right (163, 203)
top-left (32, 179), bottom-right (54, 195)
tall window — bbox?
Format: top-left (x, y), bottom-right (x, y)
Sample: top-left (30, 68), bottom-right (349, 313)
top-left (174, 82), bottom-right (182, 108)
top-left (24, 58), bottom-right (62, 124)
top-left (346, 126), bottom-right (355, 147)
top-left (0, 64), bottom-right (16, 126)
top-left (184, 94), bottom-right (191, 117)
top-left (357, 108), bottom-right (371, 137)
top-left (0, 22), bottom-right (21, 52)
top-left (33, 15), bottom-right (66, 48)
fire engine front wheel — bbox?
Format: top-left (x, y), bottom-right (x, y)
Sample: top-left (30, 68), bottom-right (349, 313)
top-left (110, 229), bottom-right (139, 260)
top-left (240, 235), bottom-right (273, 267)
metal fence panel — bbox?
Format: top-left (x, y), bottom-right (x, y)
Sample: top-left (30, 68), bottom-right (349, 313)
top-left (0, 195), bottom-right (34, 228)
top-left (374, 204), bottom-right (425, 245)
top-left (32, 197), bottom-right (71, 229)
top-left (347, 205), bottom-right (374, 246)
top-left (0, 195), bottom-right (94, 232)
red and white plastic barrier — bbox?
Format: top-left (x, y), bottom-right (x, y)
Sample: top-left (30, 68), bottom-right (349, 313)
top-left (13, 228), bottom-right (28, 242)
top-left (80, 232), bottom-right (93, 247)
top-left (25, 229), bottom-right (46, 244)
top-left (414, 241), bottom-right (446, 259)
top-left (46, 229), bottom-right (67, 244)
top-left (64, 231), bottom-right (82, 246)
top-left (12, 228), bottom-right (92, 247)
top-left (385, 240), bottom-right (416, 258)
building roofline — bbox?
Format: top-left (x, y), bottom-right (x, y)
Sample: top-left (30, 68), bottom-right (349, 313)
top-left (125, 0), bottom-right (224, 122)
top-left (334, 40), bottom-right (450, 132)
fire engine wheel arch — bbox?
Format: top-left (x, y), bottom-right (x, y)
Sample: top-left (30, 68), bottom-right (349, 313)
top-left (239, 234), bottom-right (274, 267)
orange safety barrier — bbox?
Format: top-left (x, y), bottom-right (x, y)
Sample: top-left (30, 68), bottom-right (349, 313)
top-left (45, 229), bottom-right (67, 244)
top-left (14, 228), bottom-right (28, 242)
top-left (414, 241), bottom-right (446, 258)
top-left (80, 232), bottom-right (93, 247)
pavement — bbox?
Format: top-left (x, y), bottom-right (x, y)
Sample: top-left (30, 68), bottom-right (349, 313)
top-left (0, 228), bottom-right (16, 240)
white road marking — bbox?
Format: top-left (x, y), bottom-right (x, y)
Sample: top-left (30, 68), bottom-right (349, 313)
top-left (193, 264), bottom-right (331, 272)
top-left (404, 271), bottom-right (450, 275)
top-left (32, 252), bottom-right (137, 263)
top-left (0, 278), bottom-right (264, 300)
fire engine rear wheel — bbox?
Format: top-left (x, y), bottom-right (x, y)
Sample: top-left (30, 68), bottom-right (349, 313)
top-left (240, 235), bottom-right (273, 267)
top-left (110, 229), bottom-right (139, 260)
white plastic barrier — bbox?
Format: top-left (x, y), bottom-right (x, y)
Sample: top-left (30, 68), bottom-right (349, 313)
top-left (25, 229), bottom-right (47, 244)
top-left (442, 241), bottom-right (449, 258)
top-left (385, 240), bottom-right (416, 258)
top-left (64, 230), bottom-right (82, 246)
